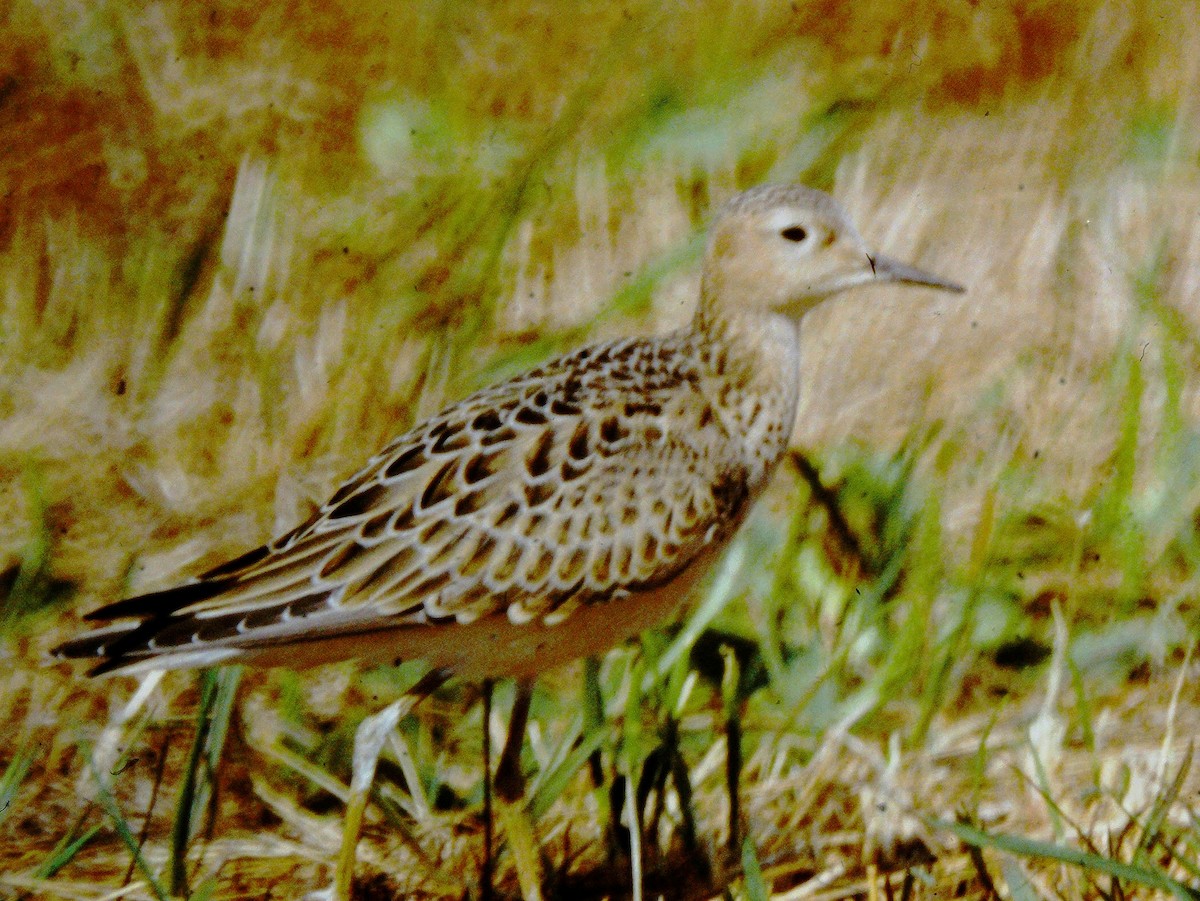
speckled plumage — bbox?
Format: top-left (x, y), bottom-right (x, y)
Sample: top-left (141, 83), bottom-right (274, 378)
top-left (55, 184), bottom-right (962, 679)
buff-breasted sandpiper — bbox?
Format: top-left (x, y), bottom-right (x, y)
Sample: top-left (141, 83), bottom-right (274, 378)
top-left (55, 184), bottom-right (963, 899)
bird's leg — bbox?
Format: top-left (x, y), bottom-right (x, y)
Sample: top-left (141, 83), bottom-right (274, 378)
top-left (494, 678), bottom-right (544, 901)
top-left (494, 678), bottom-right (533, 802)
top-left (332, 667), bottom-right (450, 901)
top-left (481, 679), bottom-right (495, 901)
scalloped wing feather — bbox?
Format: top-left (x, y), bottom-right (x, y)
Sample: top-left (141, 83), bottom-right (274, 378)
top-left (58, 334), bottom-right (753, 673)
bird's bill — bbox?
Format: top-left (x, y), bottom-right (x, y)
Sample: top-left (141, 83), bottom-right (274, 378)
top-left (868, 252), bottom-right (965, 293)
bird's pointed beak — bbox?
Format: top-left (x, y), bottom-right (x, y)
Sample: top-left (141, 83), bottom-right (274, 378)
top-left (867, 252), bottom-right (965, 294)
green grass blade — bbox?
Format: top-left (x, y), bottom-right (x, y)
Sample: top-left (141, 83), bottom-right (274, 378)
top-left (928, 817), bottom-right (1200, 900)
top-left (913, 488), bottom-right (994, 748)
top-left (169, 670), bottom-right (219, 896)
top-left (643, 540), bottom-right (745, 693)
top-left (1134, 743), bottom-right (1191, 868)
top-left (34, 823), bottom-right (102, 879)
top-left (1066, 655), bottom-right (1098, 784)
top-left (739, 835), bottom-right (770, 901)
top-left (188, 876), bottom-right (219, 901)
top-left (1024, 731), bottom-right (1065, 842)
top-left (969, 711), bottom-right (999, 813)
top-left (162, 665), bottom-right (242, 894)
top-left (999, 855), bottom-right (1041, 901)
top-left (84, 743), bottom-right (169, 901)
top-left (0, 738), bottom-right (35, 828)
top-left (530, 721), bottom-right (608, 822)
top-left (205, 666), bottom-right (243, 774)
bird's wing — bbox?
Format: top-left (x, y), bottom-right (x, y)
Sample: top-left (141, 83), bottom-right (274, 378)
top-left (57, 336), bottom-right (751, 675)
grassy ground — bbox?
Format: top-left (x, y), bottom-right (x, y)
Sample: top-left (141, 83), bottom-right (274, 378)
top-left (4, 0), bottom-right (1200, 897)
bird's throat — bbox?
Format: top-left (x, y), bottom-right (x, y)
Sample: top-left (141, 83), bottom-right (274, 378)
top-left (694, 307), bottom-right (803, 482)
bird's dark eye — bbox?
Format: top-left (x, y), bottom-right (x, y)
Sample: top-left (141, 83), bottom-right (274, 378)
top-left (781, 225), bottom-right (808, 243)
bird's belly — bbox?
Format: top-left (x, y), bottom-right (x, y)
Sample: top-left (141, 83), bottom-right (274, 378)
top-left (253, 547), bottom-right (723, 678)
top-left (404, 550), bottom-right (718, 679)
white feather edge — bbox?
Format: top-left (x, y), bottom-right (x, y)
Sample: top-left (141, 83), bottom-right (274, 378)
top-left (97, 647), bottom-right (243, 676)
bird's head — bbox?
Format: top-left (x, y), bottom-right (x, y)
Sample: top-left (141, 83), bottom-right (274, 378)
top-left (699, 184), bottom-right (964, 323)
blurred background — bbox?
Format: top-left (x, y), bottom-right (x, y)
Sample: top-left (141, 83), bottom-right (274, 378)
top-left (3, 1), bottom-right (1200, 898)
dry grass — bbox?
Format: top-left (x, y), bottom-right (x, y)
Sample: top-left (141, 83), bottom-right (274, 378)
top-left (4, 0), bottom-right (1200, 897)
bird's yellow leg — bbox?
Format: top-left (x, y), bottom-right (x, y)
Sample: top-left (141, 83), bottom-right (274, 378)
top-left (333, 699), bottom-right (410, 900)
top-left (333, 668), bottom-right (450, 901)
top-left (867, 863), bottom-right (881, 901)
top-left (494, 678), bottom-right (544, 901)
top-left (481, 680), bottom-right (496, 900)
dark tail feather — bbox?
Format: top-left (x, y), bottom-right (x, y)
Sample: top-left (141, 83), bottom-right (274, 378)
top-left (57, 582), bottom-right (354, 676)
top-left (51, 620), bottom-right (140, 667)
top-left (87, 653), bottom-right (157, 678)
top-left (83, 577), bottom-right (237, 622)
top-left (58, 577), bottom-right (240, 676)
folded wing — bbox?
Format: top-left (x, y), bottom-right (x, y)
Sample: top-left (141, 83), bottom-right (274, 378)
top-left (56, 336), bottom-right (750, 676)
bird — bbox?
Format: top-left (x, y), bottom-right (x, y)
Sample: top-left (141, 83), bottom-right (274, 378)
top-left (54, 183), bottom-right (963, 898)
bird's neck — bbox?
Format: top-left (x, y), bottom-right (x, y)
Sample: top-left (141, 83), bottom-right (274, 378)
top-left (690, 302), bottom-right (803, 482)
